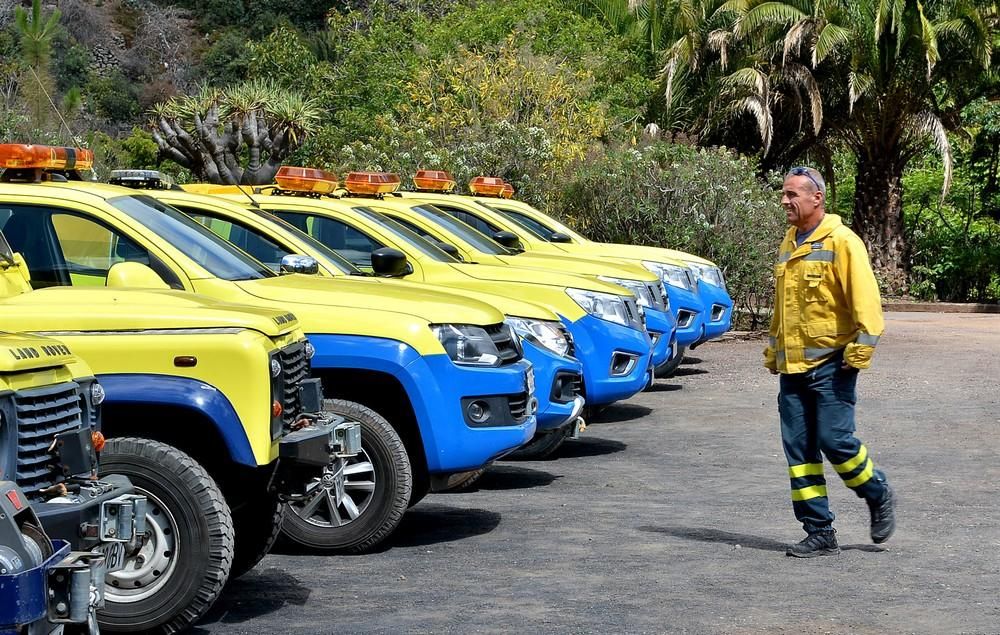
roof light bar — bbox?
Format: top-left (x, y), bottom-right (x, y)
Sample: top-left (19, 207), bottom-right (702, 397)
top-left (275, 166), bottom-right (339, 194)
top-left (468, 176), bottom-right (507, 198)
top-left (343, 171), bottom-right (401, 196)
top-left (0, 143), bottom-right (94, 170)
top-left (500, 182), bottom-right (515, 199)
top-left (413, 169), bottom-right (456, 192)
top-left (109, 169), bottom-right (175, 190)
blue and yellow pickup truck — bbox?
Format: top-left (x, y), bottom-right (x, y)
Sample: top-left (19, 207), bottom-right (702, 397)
top-left (397, 176), bottom-right (733, 374)
top-left (112, 180), bottom-right (585, 459)
top-left (196, 170), bottom-right (656, 410)
top-left (0, 145), bottom-right (536, 560)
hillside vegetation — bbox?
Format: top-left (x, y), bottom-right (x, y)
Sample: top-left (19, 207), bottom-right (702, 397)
top-left (1, 0), bottom-right (997, 313)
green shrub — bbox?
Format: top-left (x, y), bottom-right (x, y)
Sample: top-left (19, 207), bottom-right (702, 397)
top-left (85, 72), bottom-right (140, 122)
top-left (557, 142), bottom-right (785, 329)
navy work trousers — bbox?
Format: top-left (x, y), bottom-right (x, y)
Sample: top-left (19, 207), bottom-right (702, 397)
top-left (778, 352), bottom-right (888, 533)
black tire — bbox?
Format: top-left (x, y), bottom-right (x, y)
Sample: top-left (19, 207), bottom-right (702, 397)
top-left (97, 438), bottom-right (234, 634)
top-left (507, 425), bottom-right (571, 460)
top-left (654, 345), bottom-right (687, 378)
top-left (280, 399), bottom-right (412, 554)
top-left (229, 492), bottom-right (283, 578)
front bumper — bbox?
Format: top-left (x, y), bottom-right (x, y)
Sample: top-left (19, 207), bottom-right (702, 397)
top-left (521, 340), bottom-right (585, 432)
top-left (644, 307), bottom-right (676, 368)
top-left (34, 475), bottom-right (146, 552)
top-left (0, 539), bottom-right (106, 630)
top-left (562, 314), bottom-right (652, 406)
top-left (696, 281), bottom-right (733, 341)
top-left (278, 414), bottom-right (363, 468)
top-left (664, 284), bottom-right (707, 347)
top-left (308, 335), bottom-right (537, 475)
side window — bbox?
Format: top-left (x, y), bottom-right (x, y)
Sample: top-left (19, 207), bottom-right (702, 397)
top-left (385, 215), bottom-right (440, 241)
top-left (499, 208), bottom-right (555, 240)
top-left (435, 204), bottom-right (500, 235)
top-left (50, 213), bottom-right (151, 287)
top-left (272, 212), bottom-right (384, 267)
top-left (182, 209), bottom-right (291, 272)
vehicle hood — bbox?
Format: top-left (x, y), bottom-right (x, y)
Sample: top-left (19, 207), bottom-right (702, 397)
top-left (447, 263), bottom-right (629, 296)
top-left (234, 274), bottom-right (505, 326)
top-left (2, 288), bottom-right (302, 337)
top-left (558, 242), bottom-right (713, 267)
top-left (0, 331), bottom-right (77, 374)
top-left (499, 252), bottom-right (659, 282)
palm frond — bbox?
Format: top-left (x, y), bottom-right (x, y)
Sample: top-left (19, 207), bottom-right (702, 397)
top-left (846, 70), bottom-right (874, 114)
top-left (733, 94), bottom-right (773, 154)
top-left (737, 2), bottom-right (806, 38)
top-left (707, 29), bottom-right (733, 69)
top-left (917, 3), bottom-right (940, 77)
top-left (782, 62), bottom-right (822, 134)
top-left (812, 22), bottom-right (851, 67)
top-left (906, 111), bottom-right (952, 200)
top-left (782, 18), bottom-right (811, 65)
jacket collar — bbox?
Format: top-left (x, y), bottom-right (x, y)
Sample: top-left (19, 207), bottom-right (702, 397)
top-left (783, 213), bottom-right (843, 254)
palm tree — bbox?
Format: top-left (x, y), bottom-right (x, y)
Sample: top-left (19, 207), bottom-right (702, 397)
top-left (699, 0), bottom-right (994, 287)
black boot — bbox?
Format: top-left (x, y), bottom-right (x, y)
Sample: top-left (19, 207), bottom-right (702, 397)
top-left (869, 483), bottom-right (896, 544)
top-left (786, 529), bottom-right (840, 558)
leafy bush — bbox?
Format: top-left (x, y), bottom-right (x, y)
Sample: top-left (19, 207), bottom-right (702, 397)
top-left (557, 142), bottom-right (785, 329)
top-left (85, 72), bottom-right (140, 122)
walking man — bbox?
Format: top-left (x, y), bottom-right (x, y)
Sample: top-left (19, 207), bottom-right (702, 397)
top-left (764, 166), bottom-right (896, 557)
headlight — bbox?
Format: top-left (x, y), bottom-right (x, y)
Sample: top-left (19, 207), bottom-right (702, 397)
top-left (597, 276), bottom-right (654, 308)
top-left (304, 341), bottom-right (316, 360)
top-left (270, 358), bottom-right (282, 378)
top-left (430, 324), bottom-right (502, 367)
top-left (688, 262), bottom-right (727, 290)
top-left (566, 288), bottom-right (630, 326)
top-left (506, 317), bottom-right (570, 357)
top-left (642, 261), bottom-right (694, 291)
top-left (90, 382), bottom-right (106, 406)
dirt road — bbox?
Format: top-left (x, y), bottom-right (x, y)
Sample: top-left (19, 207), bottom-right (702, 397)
top-left (195, 312), bottom-right (1000, 634)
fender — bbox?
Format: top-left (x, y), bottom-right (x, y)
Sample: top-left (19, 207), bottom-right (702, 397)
top-left (97, 374), bottom-right (256, 467)
top-left (306, 333), bottom-right (440, 461)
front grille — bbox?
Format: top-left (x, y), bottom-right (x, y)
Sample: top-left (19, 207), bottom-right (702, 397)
top-left (507, 391), bottom-right (530, 421)
top-left (645, 282), bottom-right (668, 312)
top-left (485, 323), bottom-right (522, 364)
top-left (556, 323), bottom-right (575, 358)
top-left (278, 341), bottom-right (309, 428)
top-left (13, 382), bottom-right (84, 499)
top-left (623, 297), bottom-right (644, 330)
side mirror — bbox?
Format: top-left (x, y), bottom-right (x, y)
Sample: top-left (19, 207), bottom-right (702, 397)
top-left (280, 254), bottom-right (319, 275)
top-left (491, 230), bottom-right (522, 249)
top-left (106, 262), bottom-right (169, 289)
top-left (549, 232), bottom-right (573, 243)
top-left (371, 247), bottom-right (411, 277)
top-left (435, 242), bottom-right (463, 260)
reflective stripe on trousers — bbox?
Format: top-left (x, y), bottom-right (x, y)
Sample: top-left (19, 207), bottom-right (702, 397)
top-left (778, 352), bottom-right (888, 533)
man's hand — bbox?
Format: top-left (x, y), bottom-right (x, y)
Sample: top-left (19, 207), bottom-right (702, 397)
top-left (769, 368), bottom-right (779, 375)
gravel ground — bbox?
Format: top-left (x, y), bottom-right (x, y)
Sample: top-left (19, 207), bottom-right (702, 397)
top-left (194, 312), bottom-right (1000, 635)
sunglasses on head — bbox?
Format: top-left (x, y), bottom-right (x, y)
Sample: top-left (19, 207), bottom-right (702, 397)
top-left (789, 166), bottom-right (824, 194)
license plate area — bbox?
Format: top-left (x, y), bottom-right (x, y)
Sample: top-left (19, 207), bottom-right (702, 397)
top-left (94, 541), bottom-right (126, 573)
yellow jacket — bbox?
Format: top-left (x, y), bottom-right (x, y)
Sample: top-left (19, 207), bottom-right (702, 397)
top-left (763, 214), bottom-right (884, 374)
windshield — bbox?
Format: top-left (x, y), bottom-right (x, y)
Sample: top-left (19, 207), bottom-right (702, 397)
top-left (246, 208), bottom-right (363, 275)
top-left (108, 195), bottom-right (274, 281)
top-left (407, 205), bottom-right (512, 255)
top-left (352, 207), bottom-right (461, 263)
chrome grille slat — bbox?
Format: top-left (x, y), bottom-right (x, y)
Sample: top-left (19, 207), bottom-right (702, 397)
top-left (12, 382), bottom-right (84, 498)
top-left (508, 392), bottom-right (529, 420)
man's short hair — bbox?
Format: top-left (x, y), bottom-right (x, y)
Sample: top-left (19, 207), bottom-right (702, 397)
top-left (786, 166), bottom-right (826, 196)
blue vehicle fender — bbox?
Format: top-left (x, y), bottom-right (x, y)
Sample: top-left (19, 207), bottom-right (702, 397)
top-left (98, 374), bottom-right (256, 467)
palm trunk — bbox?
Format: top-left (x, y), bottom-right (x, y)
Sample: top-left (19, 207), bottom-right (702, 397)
top-left (851, 152), bottom-right (909, 293)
